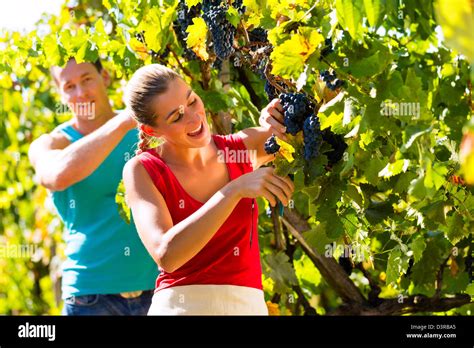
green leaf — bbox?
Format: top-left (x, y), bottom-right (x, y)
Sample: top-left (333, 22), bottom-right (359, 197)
top-left (270, 30), bottom-right (323, 79)
top-left (350, 50), bottom-right (392, 79)
top-left (386, 247), bottom-right (402, 285)
top-left (294, 254), bottom-right (321, 288)
top-left (409, 236), bottom-right (427, 264)
top-left (424, 162), bottom-right (448, 190)
top-left (75, 40), bottom-right (98, 64)
top-left (303, 223), bottom-right (335, 255)
top-left (336, 0), bottom-right (364, 40)
top-left (264, 252), bottom-right (298, 293)
top-left (186, 17), bottom-right (209, 60)
top-left (42, 35), bottom-right (61, 67)
top-left (411, 237), bottom-right (448, 292)
top-left (115, 180), bottom-right (131, 224)
top-left (378, 159), bottom-right (410, 179)
top-left (435, 0), bottom-right (474, 64)
top-left (466, 283), bottom-right (474, 296)
top-left (444, 213), bottom-right (468, 245)
top-left (401, 125), bottom-right (432, 152)
top-left (186, 0), bottom-right (202, 7)
top-left (363, 0), bottom-right (383, 27)
top-left (420, 200), bottom-right (448, 227)
top-left (317, 206), bottom-right (344, 239)
top-left (319, 111), bottom-right (344, 131)
top-left (226, 6), bottom-right (240, 27)
top-left (303, 154), bottom-right (327, 184)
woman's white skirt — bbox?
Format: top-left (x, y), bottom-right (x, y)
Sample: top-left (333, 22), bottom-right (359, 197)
top-left (147, 284), bottom-right (269, 315)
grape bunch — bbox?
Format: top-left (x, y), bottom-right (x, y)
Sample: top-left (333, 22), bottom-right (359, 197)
top-left (264, 134), bottom-right (281, 155)
top-left (280, 93), bottom-right (314, 135)
top-left (152, 46), bottom-right (171, 61)
top-left (320, 38), bottom-right (334, 58)
top-left (232, 0), bottom-right (246, 15)
top-left (249, 28), bottom-right (268, 47)
top-left (320, 70), bottom-right (345, 90)
top-left (202, 0), bottom-right (221, 11)
top-left (321, 128), bottom-right (348, 165)
top-left (303, 114), bottom-right (322, 160)
top-left (203, 2), bottom-right (236, 60)
top-left (264, 80), bottom-right (277, 100)
top-left (338, 256), bottom-right (353, 276)
top-left (174, 0), bottom-right (201, 60)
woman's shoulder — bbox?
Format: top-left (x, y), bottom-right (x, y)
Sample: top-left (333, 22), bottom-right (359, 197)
top-left (212, 133), bottom-right (247, 151)
top-left (123, 155), bottom-right (146, 178)
top-left (123, 151), bottom-right (170, 195)
top-left (124, 149), bottom-right (166, 178)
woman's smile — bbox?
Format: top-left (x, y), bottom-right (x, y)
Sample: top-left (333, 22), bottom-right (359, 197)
top-left (186, 121), bottom-right (205, 138)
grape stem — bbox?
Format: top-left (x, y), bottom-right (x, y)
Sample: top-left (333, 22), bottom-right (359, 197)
top-left (169, 47), bottom-right (194, 81)
top-left (320, 56), bottom-right (372, 96)
top-left (298, 2), bottom-right (318, 22)
top-left (238, 18), bottom-right (250, 46)
top-left (434, 254), bottom-right (451, 299)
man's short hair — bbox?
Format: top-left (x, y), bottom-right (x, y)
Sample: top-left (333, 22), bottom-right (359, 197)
top-left (50, 58), bottom-right (103, 85)
top-left (91, 60), bottom-right (103, 73)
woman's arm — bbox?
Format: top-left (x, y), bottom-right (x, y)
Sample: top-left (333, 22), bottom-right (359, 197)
top-left (123, 157), bottom-right (293, 273)
top-left (238, 98), bottom-right (286, 169)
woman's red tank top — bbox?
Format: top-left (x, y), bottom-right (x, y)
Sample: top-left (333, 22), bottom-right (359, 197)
top-left (137, 133), bottom-right (263, 292)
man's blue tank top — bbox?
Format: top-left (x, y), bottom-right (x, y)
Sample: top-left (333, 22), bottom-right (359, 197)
top-left (51, 121), bottom-right (158, 299)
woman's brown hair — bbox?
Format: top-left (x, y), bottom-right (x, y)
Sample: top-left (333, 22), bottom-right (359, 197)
top-left (124, 64), bottom-right (181, 154)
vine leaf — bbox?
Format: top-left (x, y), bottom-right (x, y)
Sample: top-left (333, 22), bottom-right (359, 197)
top-left (186, 18), bottom-right (209, 60)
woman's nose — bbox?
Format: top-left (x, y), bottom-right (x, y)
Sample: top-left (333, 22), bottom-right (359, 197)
top-left (187, 110), bottom-right (201, 124)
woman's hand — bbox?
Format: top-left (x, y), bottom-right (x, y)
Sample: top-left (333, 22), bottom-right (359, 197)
top-left (258, 98), bottom-right (287, 141)
top-left (229, 167), bottom-right (294, 207)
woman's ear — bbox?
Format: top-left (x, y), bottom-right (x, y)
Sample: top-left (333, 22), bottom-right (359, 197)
top-left (140, 124), bottom-right (161, 138)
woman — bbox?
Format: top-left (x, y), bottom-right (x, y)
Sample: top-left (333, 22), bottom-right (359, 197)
top-left (123, 64), bottom-right (293, 315)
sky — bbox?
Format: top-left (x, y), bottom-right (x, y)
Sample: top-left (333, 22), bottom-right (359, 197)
top-left (0, 0), bottom-right (64, 32)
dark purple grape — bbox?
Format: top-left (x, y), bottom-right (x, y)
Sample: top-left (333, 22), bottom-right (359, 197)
top-left (174, 0), bottom-right (201, 60)
top-left (249, 28), bottom-right (268, 45)
top-left (320, 70), bottom-right (344, 90)
top-left (320, 38), bottom-right (334, 58)
top-left (203, 3), bottom-right (236, 60)
top-left (338, 256), bottom-right (353, 275)
top-left (233, 0), bottom-right (245, 14)
top-left (280, 93), bottom-right (314, 135)
top-left (321, 128), bottom-right (347, 165)
top-left (264, 134), bottom-right (280, 154)
top-left (303, 114), bottom-right (322, 160)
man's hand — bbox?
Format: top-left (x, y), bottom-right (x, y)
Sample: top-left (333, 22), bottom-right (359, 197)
top-left (29, 109), bottom-right (140, 191)
top-left (258, 98), bottom-right (287, 141)
top-left (117, 109), bottom-right (138, 132)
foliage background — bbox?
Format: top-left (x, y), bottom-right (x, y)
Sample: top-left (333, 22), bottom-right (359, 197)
top-left (0, 0), bottom-right (472, 315)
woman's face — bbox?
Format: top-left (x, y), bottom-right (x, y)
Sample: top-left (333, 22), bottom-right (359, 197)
top-left (148, 78), bottom-right (211, 148)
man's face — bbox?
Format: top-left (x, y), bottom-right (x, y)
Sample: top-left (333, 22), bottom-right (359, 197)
top-left (54, 59), bottom-right (110, 120)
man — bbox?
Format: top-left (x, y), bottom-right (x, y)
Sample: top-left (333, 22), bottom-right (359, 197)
top-left (28, 58), bottom-right (158, 315)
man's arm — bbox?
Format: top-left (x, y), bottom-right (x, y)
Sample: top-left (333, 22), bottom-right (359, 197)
top-left (28, 112), bottom-right (136, 191)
